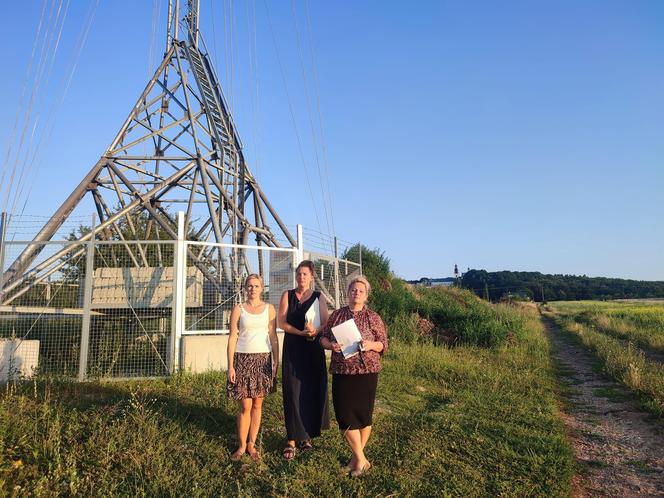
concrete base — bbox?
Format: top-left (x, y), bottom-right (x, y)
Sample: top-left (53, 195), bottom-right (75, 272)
top-left (0, 339), bottom-right (39, 381)
top-left (181, 331), bottom-right (285, 374)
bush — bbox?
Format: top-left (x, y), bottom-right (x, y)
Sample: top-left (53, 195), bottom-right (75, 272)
top-left (345, 245), bottom-right (528, 348)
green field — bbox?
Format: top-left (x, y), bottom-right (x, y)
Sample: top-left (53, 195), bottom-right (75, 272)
top-left (1, 296), bottom-right (573, 497)
top-left (549, 300), bottom-right (664, 354)
top-left (546, 300), bottom-right (664, 418)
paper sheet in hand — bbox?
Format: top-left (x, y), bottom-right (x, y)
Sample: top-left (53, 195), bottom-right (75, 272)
top-left (304, 298), bottom-right (321, 328)
top-left (331, 318), bottom-right (363, 359)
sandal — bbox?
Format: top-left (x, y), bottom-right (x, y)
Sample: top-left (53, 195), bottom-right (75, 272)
top-left (299, 440), bottom-right (313, 452)
top-left (283, 444), bottom-right (296, 461)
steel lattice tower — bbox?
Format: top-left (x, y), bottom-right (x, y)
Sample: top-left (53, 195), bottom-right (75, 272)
top-left (1, 0), bottom-right (295, 304)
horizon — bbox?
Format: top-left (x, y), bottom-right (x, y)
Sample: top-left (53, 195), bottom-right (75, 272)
top-left (406, 268), bottom-right (664, 283)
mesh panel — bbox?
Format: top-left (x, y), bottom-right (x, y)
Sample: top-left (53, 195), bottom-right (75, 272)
top-left (0, 220), bottom-right (361, 380)
top-left (0, 241), bottom-right (86, 379)
top-left (183, 242), bottom-right (296, 332)
top-left (86, 241), bottom-right (174, 378)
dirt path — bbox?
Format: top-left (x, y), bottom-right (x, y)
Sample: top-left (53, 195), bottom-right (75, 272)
top-left (544, 317), bottom-right (664, 497)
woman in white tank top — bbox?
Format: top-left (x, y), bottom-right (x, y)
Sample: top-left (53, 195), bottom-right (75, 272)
top-left (227, 274), bottom-right (278, 462)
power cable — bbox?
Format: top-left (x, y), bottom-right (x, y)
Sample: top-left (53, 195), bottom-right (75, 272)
top-left (13, 0), bottom-right (99, 222)
top-left (0, 0), bottom-right (48, 202)
top-left (290, 0), bottom-right (332, 243)
top-left (5, 0), bottom-right (70, 215)
top-left (262, 0), bottom-right (323, 234)
top-left (303, 0), bottom-right (336, 237)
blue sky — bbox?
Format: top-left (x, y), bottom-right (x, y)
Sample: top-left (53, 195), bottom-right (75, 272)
top-left (1, 1), bottom-right (663, 280)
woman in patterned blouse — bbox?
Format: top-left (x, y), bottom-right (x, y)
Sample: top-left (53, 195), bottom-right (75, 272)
top-left (320, 276), bottom-right (388, 477)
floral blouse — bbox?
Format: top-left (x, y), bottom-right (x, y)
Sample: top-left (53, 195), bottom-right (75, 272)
top-left (321, 306), bottom-right (388, 375)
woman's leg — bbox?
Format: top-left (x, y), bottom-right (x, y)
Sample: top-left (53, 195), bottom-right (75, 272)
top-left (232, 398), bottom-right (252, 458)
top-left (247, 397), bottom-right (264, 452)
top-left (344, 429), bottom-right (369, 470)
top-left (359, 425), bottom-right (372, 449)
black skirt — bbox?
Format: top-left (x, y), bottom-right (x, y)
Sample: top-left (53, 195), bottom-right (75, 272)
top-left (332, 373), bottom-right (378, 430)
top-left (282, 333), bottom-right (330, 440)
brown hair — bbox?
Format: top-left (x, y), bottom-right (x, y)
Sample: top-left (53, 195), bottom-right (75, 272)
top-left (296, 260), bottom-right (316, 275)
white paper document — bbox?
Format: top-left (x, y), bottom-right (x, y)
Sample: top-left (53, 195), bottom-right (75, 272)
top-left (331, 318), bottom-right (363, 359)
top-left (305, 298), bottom-right (321, 329)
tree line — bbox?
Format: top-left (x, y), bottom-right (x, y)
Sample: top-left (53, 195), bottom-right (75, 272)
top-left (459, 269), bottom-right (664, 302)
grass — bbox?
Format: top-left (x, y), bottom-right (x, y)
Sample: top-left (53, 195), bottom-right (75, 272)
top-left (372, 284), bottom-right (531, 348)
top-left (549, 301), bottom-right (664, 355)
top-left (546, 302), bottom-right (664, 419)
top-left (0, 303), bottom-right (573, 497)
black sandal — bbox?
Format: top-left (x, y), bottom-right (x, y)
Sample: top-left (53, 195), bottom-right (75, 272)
top-left (283, 444), bottom-right (296, 460)
top-left (299, 440), bottom-right (313, 452)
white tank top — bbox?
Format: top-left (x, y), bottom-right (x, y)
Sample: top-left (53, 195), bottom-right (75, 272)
top-left (235, 304), bottom-right (271, 353)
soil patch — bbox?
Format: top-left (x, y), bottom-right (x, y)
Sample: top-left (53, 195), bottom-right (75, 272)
top-left (544, 317), bottom-right (664, 497)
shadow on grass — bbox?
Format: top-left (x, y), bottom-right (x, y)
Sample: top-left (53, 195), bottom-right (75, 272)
top-left (18, 375), bottom-right (237, 444)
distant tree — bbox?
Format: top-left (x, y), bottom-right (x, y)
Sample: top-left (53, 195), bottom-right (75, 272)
top-left (61, 209), bottom-right (194, 281)
top-left (342, 244), bottom-right (391, 288)
top-left (460, 269), bottom-right (664, 302)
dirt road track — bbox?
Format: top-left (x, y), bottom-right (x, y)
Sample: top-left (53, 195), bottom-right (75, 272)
top-left (544, 317), bottom-right (664, 497)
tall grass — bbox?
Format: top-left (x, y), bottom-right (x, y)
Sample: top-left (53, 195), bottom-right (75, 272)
top-left (371, 283), bottom-right (529, 348)
top-left (550, 301), bottom-right (664, 355)
top-left (1, 305), bottom-right (573, 496)
top-left (547, 311), bottom-right (664, 418)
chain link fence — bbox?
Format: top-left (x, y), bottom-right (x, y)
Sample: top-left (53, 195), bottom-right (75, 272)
top-left (0, 214), bottom-right (362, 381)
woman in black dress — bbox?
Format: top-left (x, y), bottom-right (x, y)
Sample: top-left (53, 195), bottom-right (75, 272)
top-left (278, 260), bottom-right (330, 460)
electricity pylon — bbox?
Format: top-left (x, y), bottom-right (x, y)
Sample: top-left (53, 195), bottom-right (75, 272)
top-left (1, 0), bottom-right (294, 305)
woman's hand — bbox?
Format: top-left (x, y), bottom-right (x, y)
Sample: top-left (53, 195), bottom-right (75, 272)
top-left (272, 361), bottom-right (278, 379)
top-left (303, 320), bottom-right (317, 338)
top-left (228, 366), bottom-right (236, 384)
top-left (360, 340), bottom-right (375, 352)
top-left (331, 341), bottom-right (342, 353)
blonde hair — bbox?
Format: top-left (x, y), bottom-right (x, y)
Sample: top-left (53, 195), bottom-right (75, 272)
top-left (244, 273), bottom-right (264, 288)
top-left (347, 275), bottom-right (371, 296)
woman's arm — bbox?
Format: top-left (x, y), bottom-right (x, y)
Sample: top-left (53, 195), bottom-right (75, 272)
top-left (278, 291), bottom-right (306, 337)
top-left (227, 304), bottom-right (241, 383)
top-left (319, 309), bottom-right (341, 352)
top-left (316, 293), bottom-right (330, 334)
top-left (320, 336), bottom-right (342, 353)
top-left (268, 304), bottom-right (279, 378)
top-left (363, 313), bottom-right (388, 354)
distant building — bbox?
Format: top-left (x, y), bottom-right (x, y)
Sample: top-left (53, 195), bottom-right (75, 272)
top-left (409, 277), bottom-right (455, 287)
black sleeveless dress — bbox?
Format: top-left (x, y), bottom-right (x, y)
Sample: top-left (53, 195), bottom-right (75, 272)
top-left (282, 290), bottom-right (330, 441)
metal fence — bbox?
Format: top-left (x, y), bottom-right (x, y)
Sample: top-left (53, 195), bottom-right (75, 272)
top-left (0, 213), bottom-right (362, 381)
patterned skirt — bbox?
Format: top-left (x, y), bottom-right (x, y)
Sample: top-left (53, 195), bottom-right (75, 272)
top-left (227, 352), bottom-right (275, 400)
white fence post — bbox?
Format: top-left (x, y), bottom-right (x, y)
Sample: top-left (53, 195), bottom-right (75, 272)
top-left (0, 212), bottom-right (6, 304)
top-left (358, 243), bottom-right (363, 276)
top-left (296, 224), bottom-right (304, 287)
top-left (78, 214), bottom-right (96, 381)
top-left (334, 236), bottom-right (340, 309)
top-left (170, 211), bottom-right (186, 373)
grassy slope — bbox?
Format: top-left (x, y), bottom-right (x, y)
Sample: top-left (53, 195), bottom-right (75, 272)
top-left (1, 301), bottom-right (572, 497)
